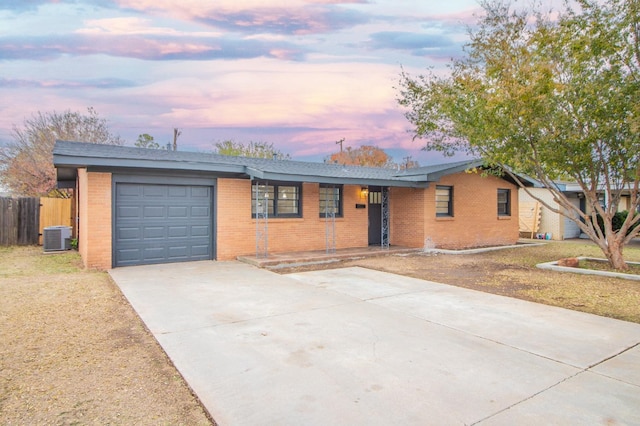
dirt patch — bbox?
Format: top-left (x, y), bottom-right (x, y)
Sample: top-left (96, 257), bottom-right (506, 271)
top-left (0, 246), bottom-right (213, 425)
top-left (277, 241), bottom-right (640, 324)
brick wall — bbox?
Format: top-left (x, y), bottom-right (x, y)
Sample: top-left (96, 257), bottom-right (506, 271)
top-left (216, 179), bottom-right (368, 260)
top-left (420, 172), bottom-right (519, 249)
top-left (76, 171), bottom-right (519, 268)
top-left (78, 169), bottom-right (112, 269)
top-left (390, 187), bottom-right (425, 247)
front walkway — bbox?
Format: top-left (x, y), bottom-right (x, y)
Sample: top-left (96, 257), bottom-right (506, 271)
top-left (237, 245), bottom-right (420, 268)
top-left (110, 261), bottom-right (640, 426)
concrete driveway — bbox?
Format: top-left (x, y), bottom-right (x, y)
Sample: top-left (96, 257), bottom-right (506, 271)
top-left (109, 261), bottom-right (640, 425)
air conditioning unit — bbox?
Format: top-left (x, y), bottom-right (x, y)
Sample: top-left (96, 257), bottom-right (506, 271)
top-left (43, 226), bottom-right (72, 252)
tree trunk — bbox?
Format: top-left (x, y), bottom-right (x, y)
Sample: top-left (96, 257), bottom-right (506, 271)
top-left (603, 238), bottom-right (629, 271)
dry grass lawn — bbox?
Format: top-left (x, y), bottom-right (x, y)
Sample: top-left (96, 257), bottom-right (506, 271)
top-left (0, 246), bottom-right (213, 425)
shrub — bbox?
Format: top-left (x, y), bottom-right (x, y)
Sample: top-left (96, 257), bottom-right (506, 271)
top-left (592, 210), bottom-right (640, 236)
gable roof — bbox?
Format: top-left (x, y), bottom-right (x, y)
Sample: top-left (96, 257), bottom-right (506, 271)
top-left (53, 140), bottom-right (487, 188)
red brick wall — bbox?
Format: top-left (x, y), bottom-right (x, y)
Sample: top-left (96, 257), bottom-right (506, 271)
top-left (76, 171), bottom-right (518, 268)
top-left (78, 169), bottom-right (112, 269)
top-left (216, 179), bottom-right (369, 260)
top-left (390, 187), bottom-right (426, 247)
top-left (420, 171), bottom-right (519, 249)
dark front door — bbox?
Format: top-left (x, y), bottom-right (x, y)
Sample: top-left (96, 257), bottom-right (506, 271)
top-left (368, 186), bottom-right (382, 245)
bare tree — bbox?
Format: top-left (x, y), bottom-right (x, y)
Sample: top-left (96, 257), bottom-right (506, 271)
top-left (0, 107), bottom-right (123, 197)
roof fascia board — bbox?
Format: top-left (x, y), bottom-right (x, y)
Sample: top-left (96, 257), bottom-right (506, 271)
top-left (256, 171), bottom-right (428, 188)
top-left (53, 154), bottom-right (246, 174)
top-left (426, 160), bottom-right (485, 181)
top-left (245, 166), bottom-right (264, 180)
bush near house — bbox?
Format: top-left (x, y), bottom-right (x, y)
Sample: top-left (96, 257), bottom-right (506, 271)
top-left (593, 211), bottom-right (640, 236)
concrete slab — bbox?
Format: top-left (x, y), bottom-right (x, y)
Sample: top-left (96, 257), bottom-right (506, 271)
top-left (479, 371), bottom-right (640, 425)
top-left (110, 262), bottom-right (640, 426)
top-left (109, 261), bottom-right (357, 334)
top-left (590, 344), bottom-right (640, 387)
top-left (289, 267), bottom-right (640, 369)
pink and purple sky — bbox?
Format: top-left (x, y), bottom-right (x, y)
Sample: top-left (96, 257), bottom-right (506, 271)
top-left (1, 0), bottom-right (489, 164)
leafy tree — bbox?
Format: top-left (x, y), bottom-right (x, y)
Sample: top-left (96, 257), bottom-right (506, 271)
top-left (213, 140), bottom-right (291, 160)
top-left (135, 133), bottom-right (160, 149)
top-left (0, 107), bottom-right (123, 197)
top-left (327, 145), bottom-right (419, 169)
top-left (398, 0), bottom-right (639, 269)
top-left (328, 145), bottom-right (395, 168)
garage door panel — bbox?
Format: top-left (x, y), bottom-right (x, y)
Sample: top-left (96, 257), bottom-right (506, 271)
top-left (115, 183), bottom-right (214, 267)
top-left (118, 185), bottom-right (141, 197)
top-left (143, 226), bottom-right (165, 239)
top-left (168, 186), bottom-right (188, 197)
top-left (191, 206), bottom-right (210, 217)
top-left (117, 248), bottom-right (142, 263)
top-left (190, 244), bottom-right (210, 256)
top-left (143, 185), bottom-right (166, 197)
top-left (168, 226), bottom-right (188, 238)
top-left (191, 187), bottom-right (210, 197)
top-left (191, 225), bottom-right (210, 237)
top-left (143, 247), bottom-right (166, 260)
top-left (118, 227), bottom-right (141, 241)
top-left (118, 205), bottom-right (142, 219)
top-left (168, 246), bottom-right (189, 258)
top-left (168, 206), bottom-right (189, 218)
top-left (143, 206), bottom-right (165, 218)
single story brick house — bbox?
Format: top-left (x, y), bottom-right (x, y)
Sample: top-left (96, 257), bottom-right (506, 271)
top-left (53, 141), bottom-right (522, 269)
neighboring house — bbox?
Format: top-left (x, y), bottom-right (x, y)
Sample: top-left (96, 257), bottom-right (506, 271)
top-left (53, 141), bottom-right (522, 269)
top-left (519, 182), bottom-right (638, 240)
top-left (519, 186), bottom-right (583, 240)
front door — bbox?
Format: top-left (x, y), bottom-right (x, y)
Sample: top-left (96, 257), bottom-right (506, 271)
top-left (368, 187), bottom-right (382, 245)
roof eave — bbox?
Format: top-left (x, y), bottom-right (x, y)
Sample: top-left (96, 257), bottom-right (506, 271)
top-left (255, 171), bottom-right (429, 188)
top-left (53, 154), bottom-right (247, 175)
top-left (423, 159), bottom-right (486, 182)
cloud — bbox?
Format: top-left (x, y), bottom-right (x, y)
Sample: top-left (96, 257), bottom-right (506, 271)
top-left (193, 5), bottom-right (370, 35)
top-left (0, 34), bottom-right (308, 61)
top-left (112, 0), bottom-right (370, 35)
top-left (77, 17), bottom-right (223, 37)
top-left (367, 31), bottom-right (462, 58)
top-left (0, 77), bottom-right (137, 89)
top-left (370, 31), bottom-right (453, 50)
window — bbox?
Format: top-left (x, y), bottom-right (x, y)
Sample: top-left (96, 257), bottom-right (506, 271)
top-left (369, 190), bottom-right (381, 205)
top-left (319, 185), bottom-right (342, 217)
top-left (252, 182), bottom-right (301, 218)
top-left (436, 186), bottom-right (453, 217)
top-left (497, 189), bottom-right (511, 216)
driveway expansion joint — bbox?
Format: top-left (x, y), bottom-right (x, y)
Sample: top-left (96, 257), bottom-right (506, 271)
top-left (471, 370), bottom-right (589, 425)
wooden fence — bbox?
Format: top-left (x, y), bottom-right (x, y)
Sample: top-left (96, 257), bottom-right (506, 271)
top-left (0, 197), bottom-right (73, 246)
top-left (39, 197), bottom-right (73, 245)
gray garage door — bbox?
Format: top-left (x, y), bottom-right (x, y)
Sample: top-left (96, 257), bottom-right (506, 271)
top-left (114, 183), bottom-right (213, 267)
